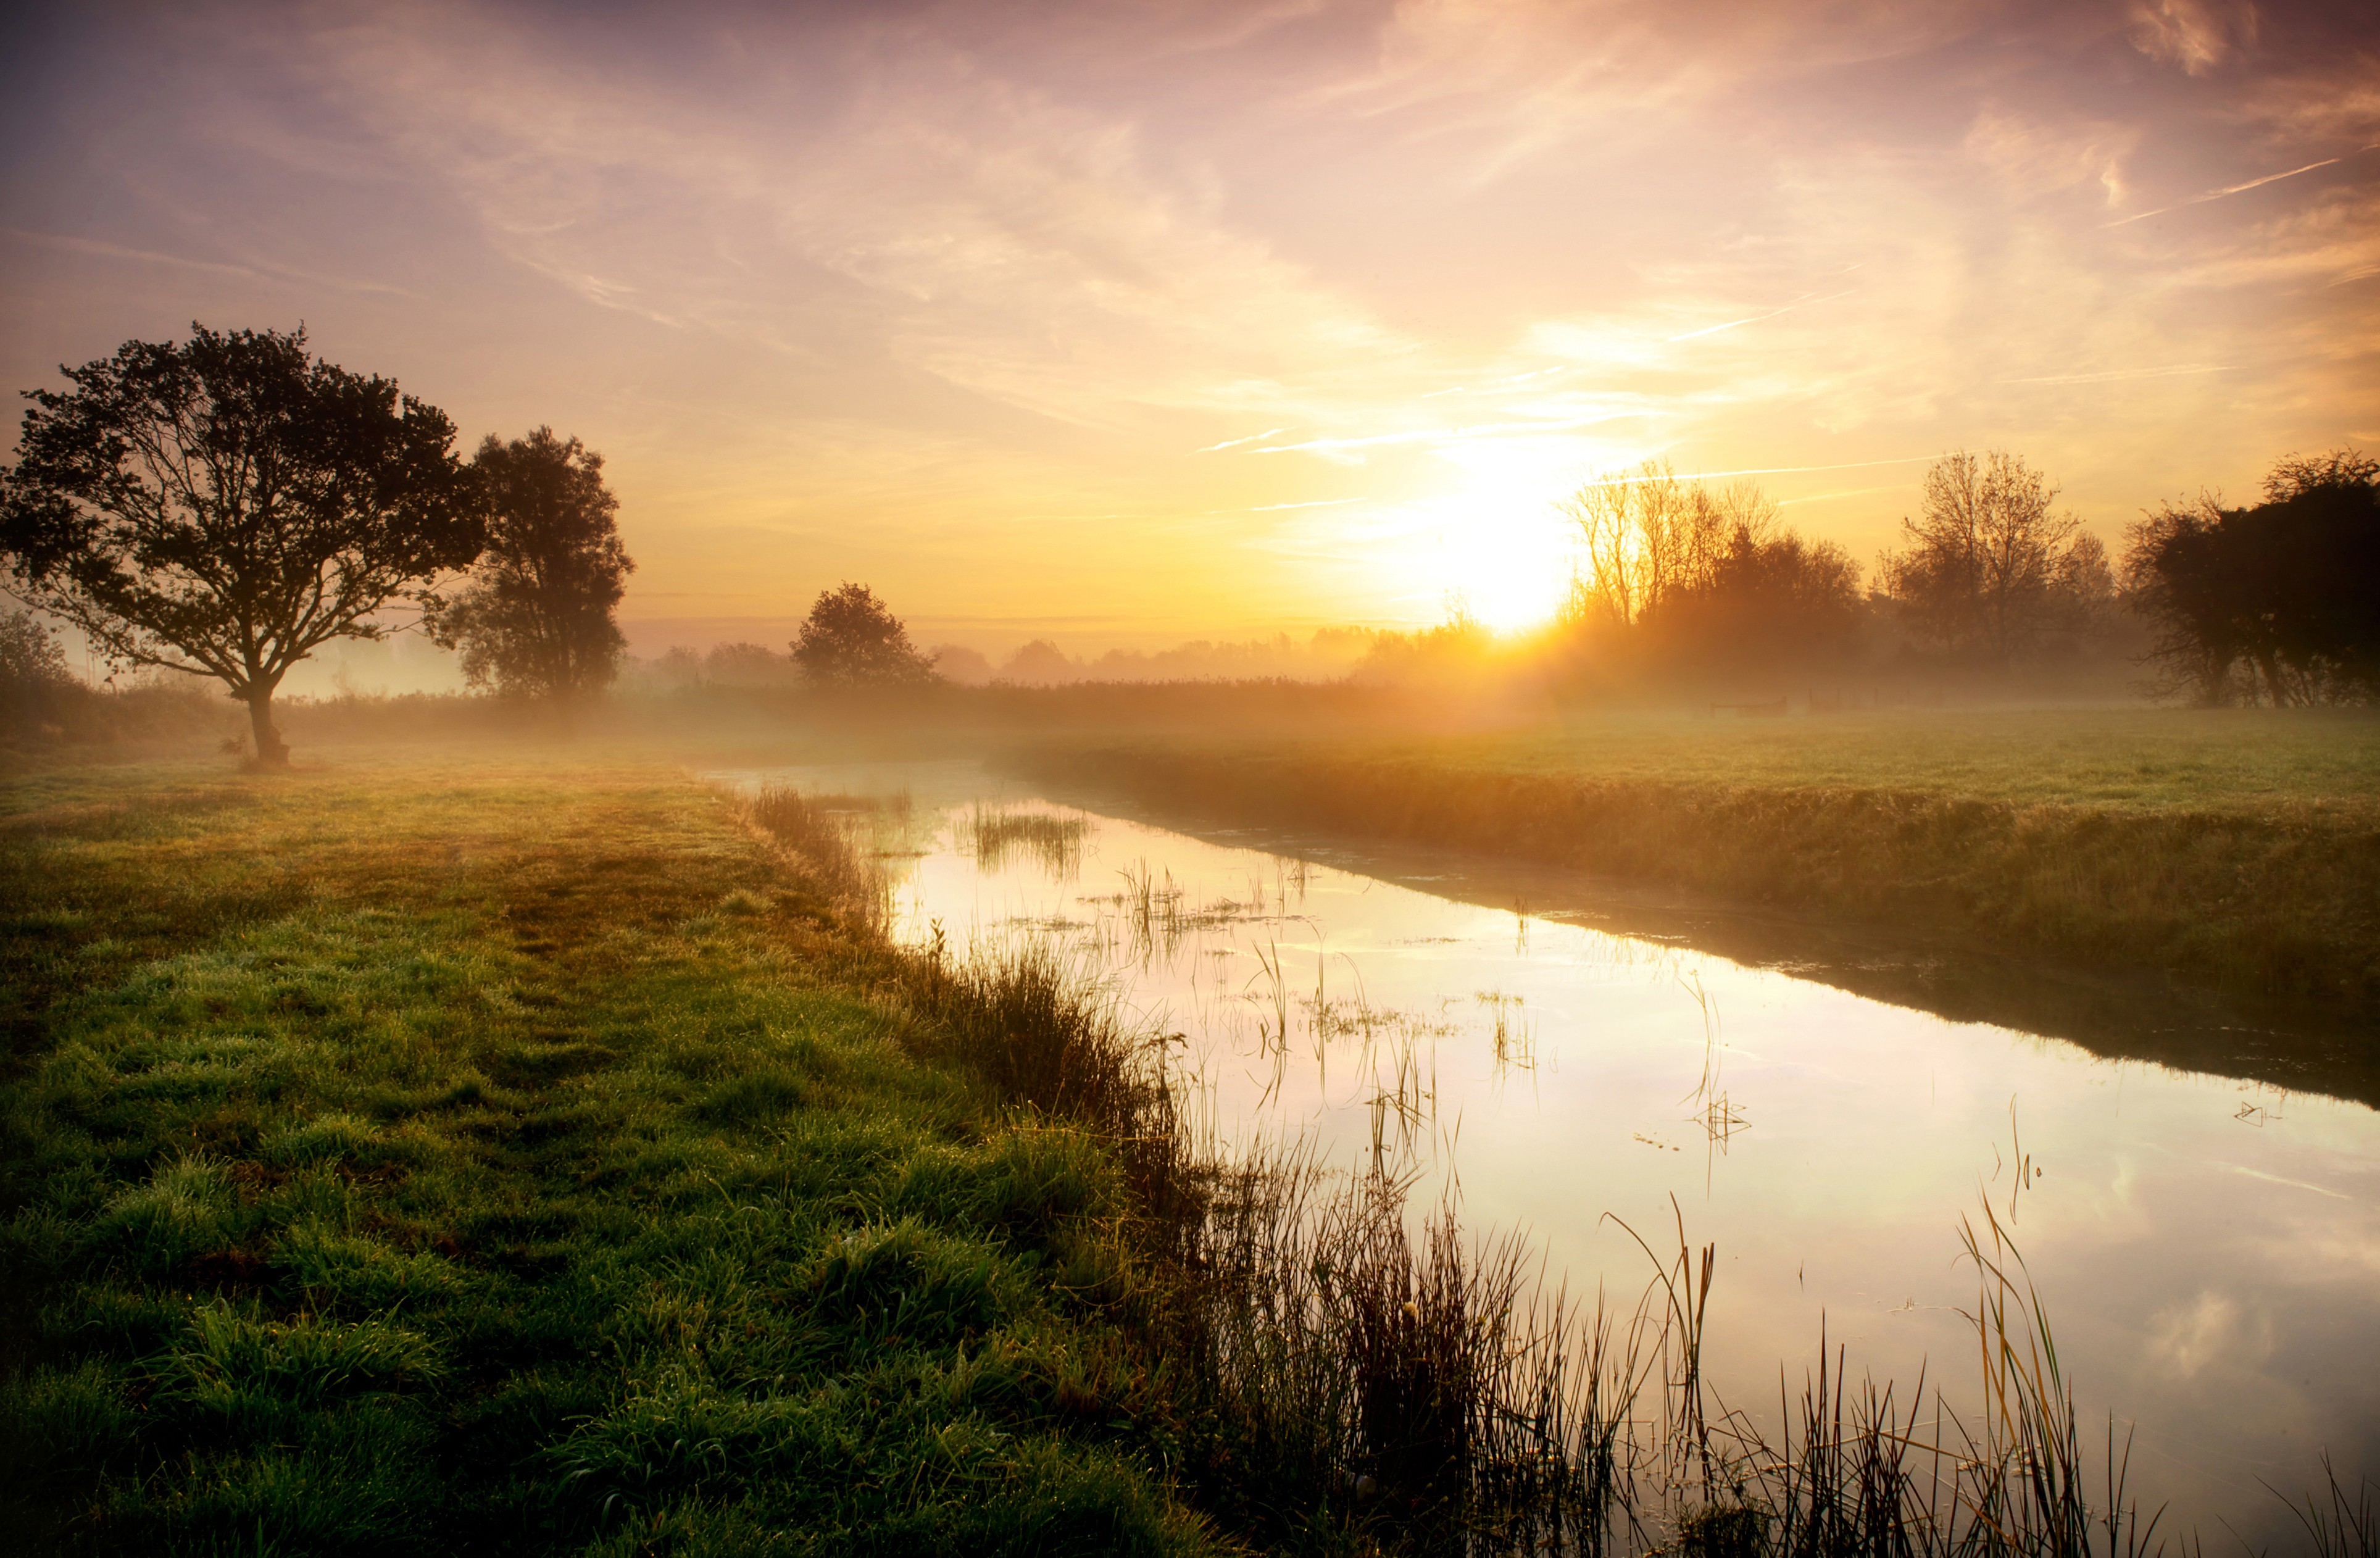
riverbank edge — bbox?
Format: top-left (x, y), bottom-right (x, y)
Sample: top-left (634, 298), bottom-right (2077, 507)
top-left (0, 759), bottom-right (1236, 1554)
top-left (1011, 742), bottom-right (2380, 1009)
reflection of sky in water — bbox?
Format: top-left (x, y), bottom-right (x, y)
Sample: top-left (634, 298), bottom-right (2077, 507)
top-left (715, 761), bottom-right (2380, 1543)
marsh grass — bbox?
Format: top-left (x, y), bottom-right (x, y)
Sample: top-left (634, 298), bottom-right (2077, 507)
top-left (6, 759), bottom-right (2363, 1556)
top-left (741, 777), bottom-right (2330, 1558)
top-left (1, 759), bottom-right (1219, 1556)
top-left (744, 782), bottom-right (898, 926)
top-left (1021, 728), bottom-right (2380, 1005)
top-left (972, 806), bottom-right (1091, 879)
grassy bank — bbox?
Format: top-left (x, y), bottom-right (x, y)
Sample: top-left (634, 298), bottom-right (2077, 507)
top-left (0, 754), bottom-right (1220, 1554)
top-left (1015, 709), bottom-right (2380, 1006)
top-left (5, 748), bottom-right (2364, 1556)
top-left (0, 752), bottom-right (1656, 1557)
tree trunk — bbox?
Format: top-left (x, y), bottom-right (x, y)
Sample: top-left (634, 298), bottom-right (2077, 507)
top-left (246, 685), bottom-right (290, 767)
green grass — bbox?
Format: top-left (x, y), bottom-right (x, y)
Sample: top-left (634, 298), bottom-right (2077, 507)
top-left (5, 742), bottom-right (2366, 1556)
top-left (1365, 707), bottom-right (2380, 816)
top-left (0, 754), bottom-right (1215, 1556)
top-left (1018, 708), bottom-right (2380, 1005)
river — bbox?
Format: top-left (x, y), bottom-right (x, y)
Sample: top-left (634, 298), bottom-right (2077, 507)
top-left (717, 758), bottom-right (2380, 1545)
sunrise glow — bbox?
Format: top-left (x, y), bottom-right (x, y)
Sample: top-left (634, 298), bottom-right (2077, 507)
top-left (3, 0), bottom-right (2375, 662)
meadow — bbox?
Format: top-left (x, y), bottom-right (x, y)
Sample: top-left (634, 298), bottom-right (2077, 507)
top-left (0, 755), bottom-right (1223, 1554)
top-left (14, 743), bottom-right (2357, 1555)
top-left (1017, 704), bottom-right (2380, 1007)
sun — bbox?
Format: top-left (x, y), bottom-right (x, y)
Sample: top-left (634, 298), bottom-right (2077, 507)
top-left (1419, 441), bottom-right (1599, 632)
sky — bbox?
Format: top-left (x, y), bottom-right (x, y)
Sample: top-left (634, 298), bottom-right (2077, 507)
top-left (3, 0), bottom-right (2377, 658)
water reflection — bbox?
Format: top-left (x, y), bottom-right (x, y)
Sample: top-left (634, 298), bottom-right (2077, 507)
top-left (713, 760), bottom-right (2380, 1546)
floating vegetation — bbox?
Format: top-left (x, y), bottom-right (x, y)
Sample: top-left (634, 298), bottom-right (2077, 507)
top-left (969, 804), bottom-right (1090, 879)
top-left (742, 779), bottom-right (2366, 1556)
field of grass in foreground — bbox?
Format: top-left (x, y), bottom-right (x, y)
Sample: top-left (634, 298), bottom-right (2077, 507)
top-left (0, 755), bottom-right (1215, 1556)
top-left (7, 745), bottom-right (2372, 1557)
top-left (1018, 706), bottom-right (2380, 1006)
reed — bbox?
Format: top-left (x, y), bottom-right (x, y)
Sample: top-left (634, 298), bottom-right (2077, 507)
top-left (970, 805), bottom-right (1091, 878)
top-left (736, 778), bottom-right (2358, 1557)
top-left (744, 783), bottom-right (897, 925)
top-left (1017, 739), bottom-right (2380, 1008)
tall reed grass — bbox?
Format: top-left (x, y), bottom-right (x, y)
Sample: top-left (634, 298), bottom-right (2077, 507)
top-left (736, 780), bottom-right (2368, 1557)
top-left (970, 805), bottom-right (1091, 878)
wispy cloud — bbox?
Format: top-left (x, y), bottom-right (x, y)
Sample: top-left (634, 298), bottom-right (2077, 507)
top-left (1197, 427), bottom-right (1292, 452)
top-left (1665, 286), bottom-right (1858, 343)
top-left (2106, 147), bottom-right (2379, 227)
top-left (1998, 364), bottom-right (2232, 385)
top-left (6, 0), bottom-right (2374, 633)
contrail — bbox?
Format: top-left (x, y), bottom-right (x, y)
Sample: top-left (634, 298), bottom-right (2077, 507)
top-left (1254, 414), bottom-right (1612, 454)
top-left (1666, 286), bottom-right (1858, 343)
top-left (1562, 455), bottom-right (1935, 491)
top-left (2105, 145), bottom-right (2378, 228)
top-left (1999, 364), bottom-right (2231, 385)
top-left (1196, 427), bottom-right (1290, 453)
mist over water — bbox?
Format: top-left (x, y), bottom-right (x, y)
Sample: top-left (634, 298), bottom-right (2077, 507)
top-left (718, 758), bottom-right (2380, 1546)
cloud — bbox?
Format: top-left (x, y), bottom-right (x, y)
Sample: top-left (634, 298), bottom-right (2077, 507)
top-left (1963, 104), bottom-right (2139, 206)
top-left (2128, 0), bottom-right (2258, 77)
top-left (12, 0), bottom-right (2376, 629)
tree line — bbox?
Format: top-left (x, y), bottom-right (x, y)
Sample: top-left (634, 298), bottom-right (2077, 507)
top-left (6, 324), bottom-right (2375, 738)
top-left (1554, 444), bottom-right (2374, 704)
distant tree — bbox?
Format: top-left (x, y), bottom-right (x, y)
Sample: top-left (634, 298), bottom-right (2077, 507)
top-left (1558, 460), bottom-right (1705, 631)
top-left (430, 428), bottom-right (633, 698)
top-left (648, 645), bottom-right (705, 689)
top-left (1642, 518), bottom-right (1865, 675)
top-left (1, 609), bottom-right (75, 733)
top-left (2124, 449), bottom-right (2380, 704)
top-left (789, 583), bottom-right (936, 688)
top-left (1880, 451), bottom-right (2113, 664)
top-left (1556, 468), bottom-right (1863, 679)
top-left (998, 639), bottom-right (1081, 685)
top-left (0, 324), bottom-right (481, 764)
top-left (926, 643), bottom-right (996, 686)
top-left (704, 641), bottom-right (797, 688)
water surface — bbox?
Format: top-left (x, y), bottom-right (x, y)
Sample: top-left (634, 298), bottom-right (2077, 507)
top-left (720, 759), bottom-right (2380, 1543)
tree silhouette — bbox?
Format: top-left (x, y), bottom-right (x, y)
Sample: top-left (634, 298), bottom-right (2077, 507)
top-left (2125, 450), bottom-right (2380, 704)
top-left (1557, 465), bottom-right (1864, 680)
top-left (0, 324), bottom-right (480, 764)
top-left (789, 582), bottom-right (936, 688)
top-left (430, 428), bottom-right (633, 698)
top-left (1880, 451), bottom-right (2111, 664)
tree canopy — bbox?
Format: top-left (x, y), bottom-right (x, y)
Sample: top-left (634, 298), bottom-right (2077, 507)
top-left (0, 323), bottom-right (481, 762)
top-left (1879, 451), bottom-right (2112, 665)
top-left (1557, 463), bottom-right (1864, 682)
top-left (2124, 450), bottom-right (2380, 705)
top-left (430, 427), bottom-right (633, 699)
top-left (789, 582), bottom-right (937, 689)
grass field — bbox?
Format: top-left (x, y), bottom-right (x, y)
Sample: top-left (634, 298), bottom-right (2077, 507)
top-left (4, 743), bottom-right (2369, 1554)
top-left (1364, 707), bottom-right (2380, 815)
top-left (1018, 707), bottom-right (2380, 1005)
top-left (0, 754), bottom-right (1217, 1556)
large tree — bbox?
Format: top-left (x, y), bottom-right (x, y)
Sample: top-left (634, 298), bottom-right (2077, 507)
top-left (430, 427), bottom-right (634, 698)
top-left (1880, 450), bottom-right (2112, 664)
top-left (2124, 450), bottom-right (2380, 705)
top-left (0, 324), bottom-right (481, 764)
top-left (789, 582), bottom-right (936, 689)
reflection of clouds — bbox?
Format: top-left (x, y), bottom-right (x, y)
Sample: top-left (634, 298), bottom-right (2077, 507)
top-left (2145, 1289), bottom-right (2275, 1380)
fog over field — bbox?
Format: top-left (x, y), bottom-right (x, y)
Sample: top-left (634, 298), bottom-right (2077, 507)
top-left (6, 0), bottom-right (2378, 659)
top-left (4, 4), bottom-right (2378, 1556)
